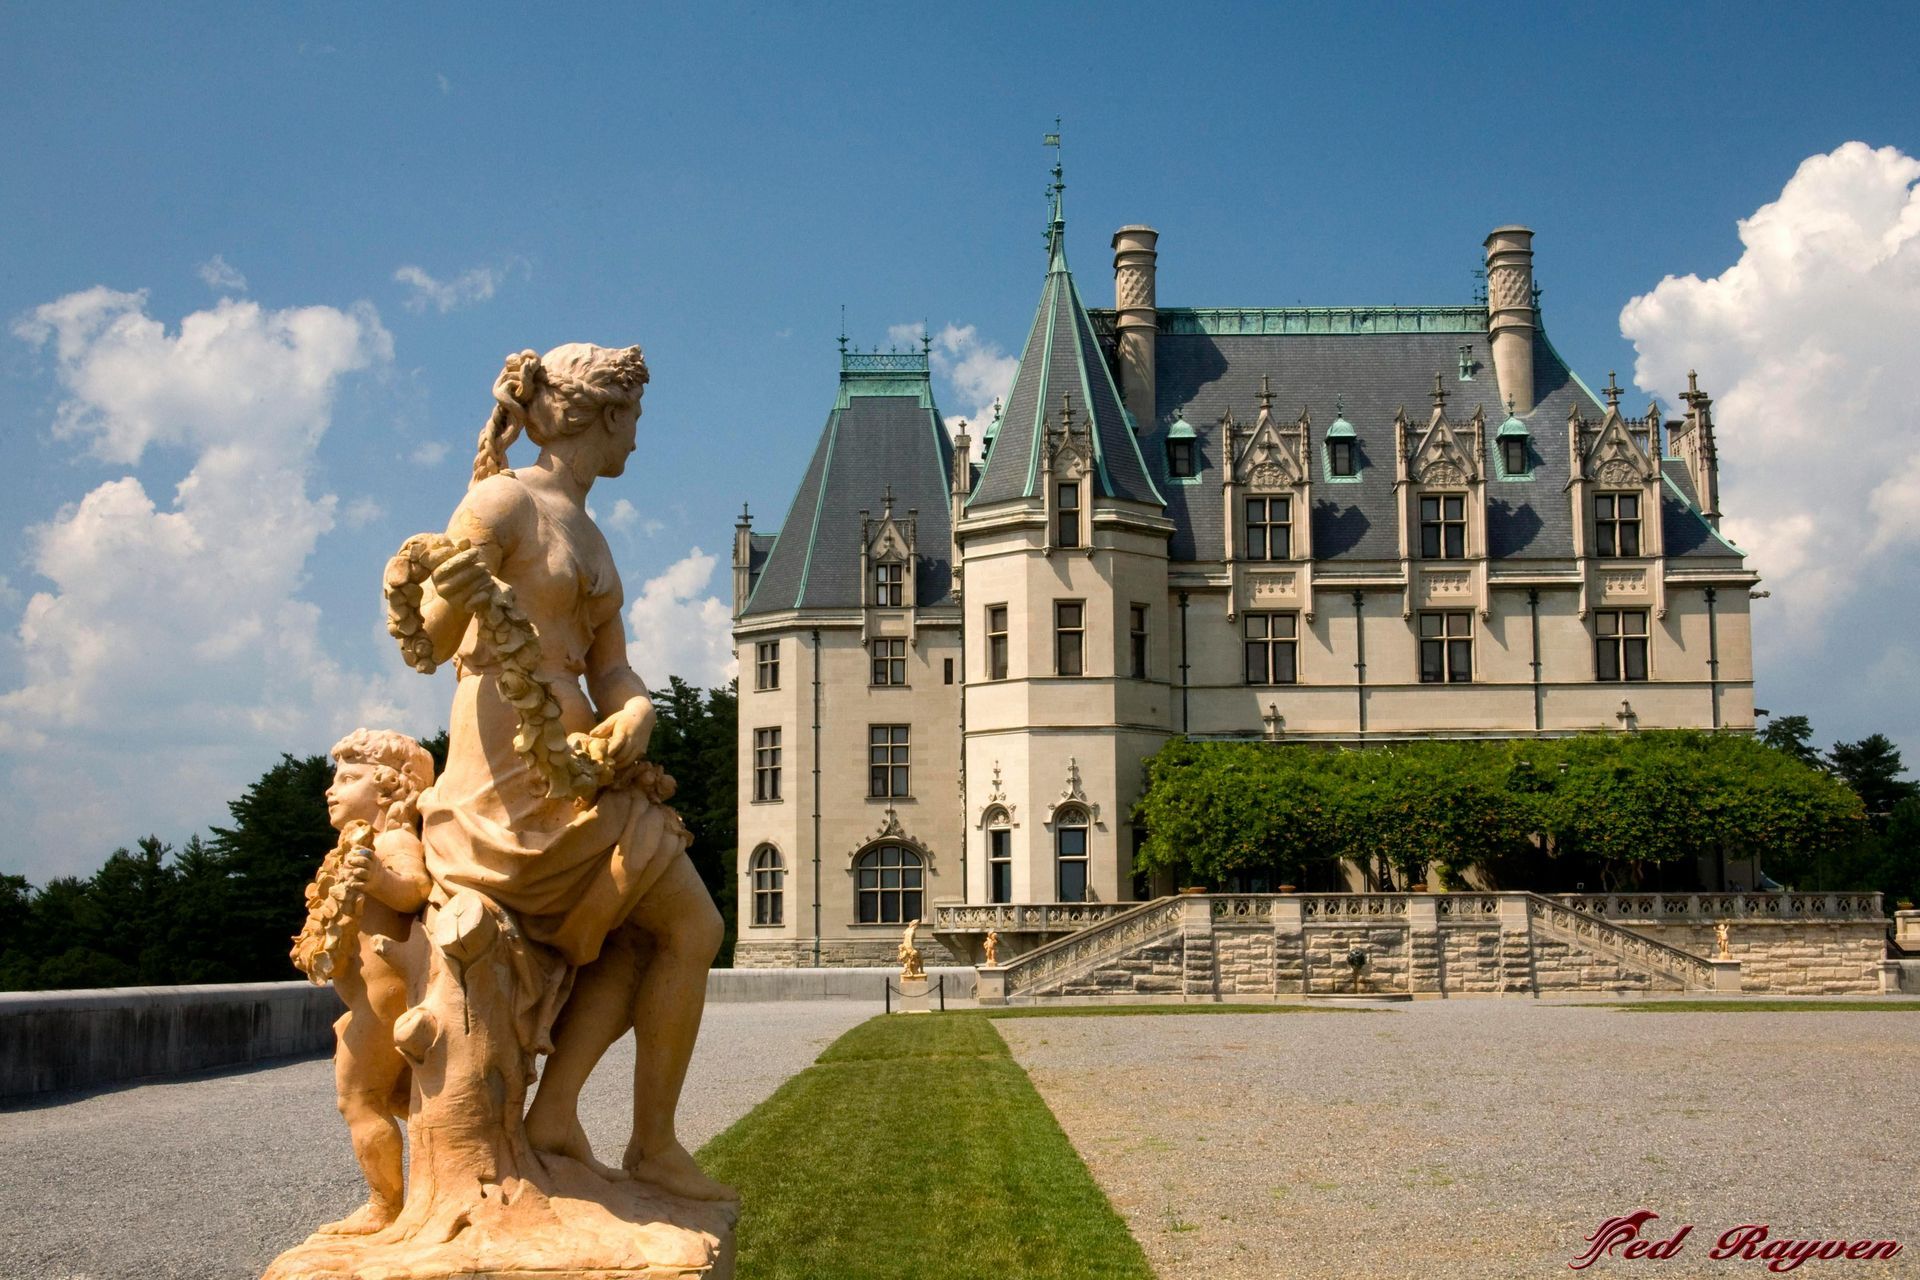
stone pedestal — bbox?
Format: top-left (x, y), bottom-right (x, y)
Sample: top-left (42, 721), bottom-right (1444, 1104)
top-left (1895, 911), bottom-right (1920, 950)
top-left (975, 967), bottom-right (1007, 1006)
top-left (1709, 958), bottom-right (1742, 993)
top-left (892, 974), bottom-right (933, 1013)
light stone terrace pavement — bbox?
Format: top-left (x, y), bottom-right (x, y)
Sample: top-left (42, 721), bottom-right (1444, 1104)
top-left (0, 999), bottom-right (871, 1280)
top-left (997, 1000), bottom-right (1918, 1280)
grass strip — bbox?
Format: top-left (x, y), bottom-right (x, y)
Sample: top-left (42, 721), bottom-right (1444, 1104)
top-left (1586, 999), bottom-right (1920, 1013)
top-left (979, 1001), bottom-right (1374, 1020)
top-left (698, 1013), bottom-right (1154, 1280)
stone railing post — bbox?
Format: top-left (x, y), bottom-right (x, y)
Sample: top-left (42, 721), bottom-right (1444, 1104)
top-left (1408, 896), bottom-right (1441, 997)
top-left (1709, 959), bottom-right (1742, 994)
top-left (1273, 898), bottom-right (1305, 995)
top-left (1182, 895), bottom-right (1218, 1001)
top-left (975, 967), bottom-right (1008, 1006)
top-left (1498, 895), bottom-right (1536, 997)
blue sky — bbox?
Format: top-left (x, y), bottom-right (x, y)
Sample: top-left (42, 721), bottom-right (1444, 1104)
top-left (3, 3), bottom-right (1918, 880)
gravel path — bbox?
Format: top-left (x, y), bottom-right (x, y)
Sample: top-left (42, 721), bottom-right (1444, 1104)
top-left (0, 1000), bottom-right (870, 1280)
top-left (998, 1002), bottom-right (1918, 1279)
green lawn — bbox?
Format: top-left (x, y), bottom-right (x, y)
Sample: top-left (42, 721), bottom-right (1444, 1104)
top-left (697, 1013), bottom-right (1154, 1280)
top-left (979, 1001), bottom-right (1374, 1020)
top-left (1588, 1000), bottom-right (1920, 1013)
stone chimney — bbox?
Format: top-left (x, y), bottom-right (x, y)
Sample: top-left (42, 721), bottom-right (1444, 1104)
top-left (731, 503), bottom-right (753, 618)
top-left (1483, 225), bottom-right (1536, 415)
top-left (1112, 225), bottom-right (1159, 430)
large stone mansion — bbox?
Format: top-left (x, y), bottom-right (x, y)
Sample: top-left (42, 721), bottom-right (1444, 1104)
top-left (728, 193), bottom-right (1755, 967)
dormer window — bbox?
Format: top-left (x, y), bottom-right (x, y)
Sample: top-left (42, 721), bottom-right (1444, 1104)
top-left (1595, 493), bottom-right (1642, 557)
top-left (1324, 406), bottom-right (1359, 481)
top-left (1495, 409), bottom-right (1532, 480)
top-left (1419, 495), bottom-right (1467, 559)
top-left (1329, 440), bottom-right (1356, 477)
top-left (873, 560), bottom-right (904, 606)
top-left (1502, 438), bottom-right (1528, 476)
top-left (1056, 480), bottom-right (1082, 548)
top-left (1245, 496), bottom-right (1292, 561)
top-left (1164, 414), bottom-right (1199, 481)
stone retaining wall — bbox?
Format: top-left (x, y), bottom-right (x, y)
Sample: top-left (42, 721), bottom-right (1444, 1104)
top-left (1614, 921), bottom-right (1885, 996)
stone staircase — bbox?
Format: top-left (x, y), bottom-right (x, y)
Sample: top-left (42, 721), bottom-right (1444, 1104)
top-left (982, 892), bottom-right (1734, 1002)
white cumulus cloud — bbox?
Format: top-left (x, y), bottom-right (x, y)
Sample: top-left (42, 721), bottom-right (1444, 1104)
top-left (410, 439), bottom-right (450, 467)
top-left (1621, 141), bottom-right (1920, 752)
top-left (197, 254), bottom-right (248, 294)
top-left (1, 287), bottom-right (441, 878)
top-left (889, 321), bottom-right (1018, 439)
top-left (625, 548), bottom-right (736, 692)
top-left (393, 261), bottom-right (519, 314)
top-left (607, 498), bottom-right (639, 531)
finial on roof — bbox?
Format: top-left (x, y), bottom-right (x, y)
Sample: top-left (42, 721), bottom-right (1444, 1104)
top-left (838, 306), bottom-right (848, 356)
top-left (1687, 369), bottom-right (1699, 396)
top-left (1043, 119), bottom-right (1066, 256)
top-left (882, 485), bottom-right (894, 516)
top-left (1258, 373), bottom-right (1275, 411)
top-left (1431, 372), bottom-right (1448, 412)
top-left (1604, 371), bottom-right (1622, 409)
top-left (921, 327), bottom-right (932, 356)
top-left (1505, 394), bottom-right (1517, 418)
top-left (1334, 395), bottom-right (1345, 418)
top-left (1059, 391), bottom-right (1075, 435)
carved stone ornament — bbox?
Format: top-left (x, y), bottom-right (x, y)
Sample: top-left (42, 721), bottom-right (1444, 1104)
top-left (1419, 461), bottom-right (1466, 487)
top-left (1424, 571), bottom-right (1472, 598)
top-left (1596, 458), bottom-right (1640, 486)
top-left (1248, 461), bottom-right (1290, 490)
top-left (1248, 573), bottom-right (1295, 602)
top-left (975, 802), bottom-right (1020, 830)
top-left (1602, 570), bottom-right (1647, 594)
top-left (1042, 758), bottom-right (1102, 827)
top-left (268, 343), bottom-right (736, 1280)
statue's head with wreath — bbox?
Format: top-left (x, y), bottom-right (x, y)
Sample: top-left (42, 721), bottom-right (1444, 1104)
top-left (470, 343), bottom-right (650, 488)
top-left (327, 728), bottom-right (436, 833)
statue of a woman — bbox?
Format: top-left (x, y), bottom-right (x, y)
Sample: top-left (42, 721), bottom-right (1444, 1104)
top-left (413, 344), bottom-right (729, 1202)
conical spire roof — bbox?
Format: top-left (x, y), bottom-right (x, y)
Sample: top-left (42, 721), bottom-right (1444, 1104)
top-left (967, 209), bottom-right (1162, 509)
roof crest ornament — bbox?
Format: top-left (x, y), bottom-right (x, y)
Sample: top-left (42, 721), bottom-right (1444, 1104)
top-left (1257, 373), bottom-right (1275, 413)
top-left (1604, 371), bottom-right (1623, 411)
top-left (1043, 119), bottom-right (1065, 257)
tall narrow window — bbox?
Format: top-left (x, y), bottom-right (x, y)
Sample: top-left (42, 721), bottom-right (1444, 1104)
top-left (1420, 495), bottom-right (1467, 558)
top-left (754, 640), bottom-right (780, 691)
top-left (1418, 612), bottom-right (1473, 683)
top-left (986, 605), bottom-right (1009, 680)
top-left (1167, 438), bottom-right (1195, 478)
top-left (867, 724), bottom-right (910, 798)
top-left (1595, 493), bottom-right (1642, 557)
top-left (1129, 604), bottom-right (1149, 679)
top-left (1245, 496), bottom-right (1292, 560)
top-left (1054, 601), bottom-right (1085, 677)
top-left (1595, 609), bottom-right (1650, 682)
top-left (943, 658), bottom-right (954, 685)
top-left (750, 845), bottom-right (784, 926)
top-left (1502, 438), bottom-right (1528, 476)
top-left (988, 824), bottom-right (1013, 904)
top-left (873, 560), bottom-right (904, 606)
top-left (1243, 613), bottom-right (1298, 684)
top-left (855, 844), bottom-right (923, 924)
top-left (1055, 809), bottom-right (1090, 903)
top-left (752, 728), bottom-right (782, 801)
top-left (1056, 481), bottom-right (1082, 548)
top-left (870, 637), bottom-right (907, 686)
top-left (1329, 440), bottom-right (1356, 477)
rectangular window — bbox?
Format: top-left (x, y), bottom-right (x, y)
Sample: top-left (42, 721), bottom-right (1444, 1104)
top-left (1420, 494), bottom-right (1467, 559)
top-left (1595, 493), bottom-right (1642, 557)
top-left (754, 640), bottom-right (779, 691)
top-left (943, 657), bottom-right (954, 685)
top-left (1056, 481), bottom-right (1081, 548)
top-left (1055, 601), bottom-right (1085, 676)
top-left (988, 828), bottom-right (1012, 905)
top-left (1329, 440), bottom-right (1355, 477)
top-left (867, 724), bottom-right (910, 798)
top-left (986, 605), bottom-right (1009, 681)
top-left (752, 727), bottom-right (782, 802)
top-left (1502, 438), bottom-right (1528, 476)
top-left (873, 560), bottom-right (904, 606)
top-left (1056, 822), bottom-right (1089, 903)
top-left (1596, 609), bottom-right (1650, 682)
top-left (1243, 612), bottom-right (1299, 685)
top-left (870, 637), bottom-right (906, 686)
top-left (1129, 604), bottom-right (1149, 679)
top-left (1245, 496), bottom-right (1292, 561)
top-left (1167, 438), bottom-right (1195, 478)
top-left (1418, 611), bottom-right (1474, 683)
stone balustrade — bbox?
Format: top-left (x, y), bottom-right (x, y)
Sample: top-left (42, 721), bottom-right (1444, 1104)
top-left (933, 901), bottom-right (1137, 933)
top-left (1548, 891), bottom-right (1884, 922)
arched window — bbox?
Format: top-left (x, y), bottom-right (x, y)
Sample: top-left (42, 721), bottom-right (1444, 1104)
top-left (1054, 807), bottom-right (1090, 903)
top-left (750, 845), bottom-right (784, 926)
top-left (855, 843), bottom-right (924, 924)
top-left (985, 808), bottom-right (1014, 905)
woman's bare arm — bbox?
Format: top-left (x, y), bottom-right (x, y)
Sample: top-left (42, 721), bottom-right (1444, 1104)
top-left (417, 478), bottom-right (532, 665)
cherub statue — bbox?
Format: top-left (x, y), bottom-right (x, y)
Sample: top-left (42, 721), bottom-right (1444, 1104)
top-left (290, 728), bottom-right (434, 1235)
top-left (983, 929), bottom-right (1000, 967)
top-left (898, 918), bottom-right (925, 980)
top-left (1716, 920), bottom-right (1732, 960)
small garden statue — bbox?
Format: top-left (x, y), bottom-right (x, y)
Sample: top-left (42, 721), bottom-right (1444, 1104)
top-left (1716, 920), bottom-right (1732, 960)
top-left (898, 918), bottom-right (925, 980)
top-left (983, 929), bottom-right (1000, 967)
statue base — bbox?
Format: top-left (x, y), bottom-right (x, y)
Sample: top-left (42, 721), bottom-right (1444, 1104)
top-left (261, 1154), bottom-right (736, 1280)
top-left (892, 974), bottom-right (933, 1014)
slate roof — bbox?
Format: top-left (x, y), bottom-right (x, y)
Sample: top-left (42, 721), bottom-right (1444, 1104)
top-left (1090, 313), bottom-right (1741, 566)
top-left (968, 219), bottom-right (1162, 509)
top-left (741, 355), bottom-right (956, 616)
top-left (1661, 459), bottom-right (1744, 560)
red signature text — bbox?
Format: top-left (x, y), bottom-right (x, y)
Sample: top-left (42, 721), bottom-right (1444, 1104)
top-left (1570, 1211), bottom-right (1902, 1272)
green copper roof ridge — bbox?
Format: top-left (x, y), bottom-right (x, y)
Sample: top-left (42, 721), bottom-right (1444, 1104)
top-left (1064, 266), bottom-right (1163, 506)
top-left (1023, 269), bottom-right (1061, 497)
top-left (790, 407), bottom-right (842, 608)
